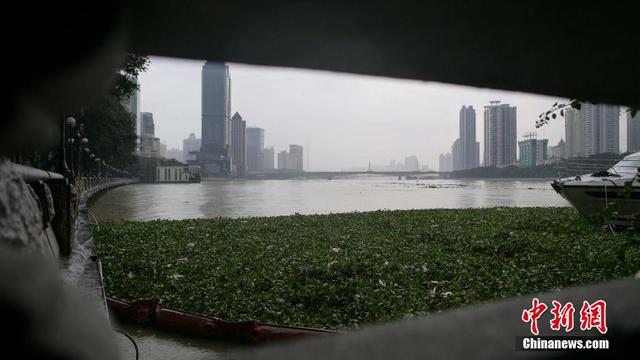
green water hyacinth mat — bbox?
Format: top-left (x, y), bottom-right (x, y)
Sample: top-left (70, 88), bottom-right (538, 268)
top-left (96, 207), bottom-right (640, 330)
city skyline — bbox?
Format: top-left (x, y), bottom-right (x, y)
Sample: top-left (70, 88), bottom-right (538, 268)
top-left (138, 56), bottom-right (632, 170)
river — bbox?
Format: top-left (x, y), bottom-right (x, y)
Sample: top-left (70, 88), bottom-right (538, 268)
top-left (90, 176), bottom-right (568, 221)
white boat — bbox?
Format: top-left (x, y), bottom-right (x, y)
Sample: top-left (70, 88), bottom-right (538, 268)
top-left (551, 152), bottom-right (640, 219)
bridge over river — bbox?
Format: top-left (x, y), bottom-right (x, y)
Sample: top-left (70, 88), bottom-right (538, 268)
top-left (243, 171), bottom-right (450, 180)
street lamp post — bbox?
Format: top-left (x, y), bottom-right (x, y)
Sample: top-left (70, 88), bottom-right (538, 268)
top-left (65, 117), bottom-right (76, 176)
top-left (84, 147), bottom-right (90, 178)
top-left (95, 158), bottom-right (101, 178)
top-left (56, 116), bottom-right (74, 177)
top-left (80, 138), bottom-right (88, 176)
top-left (89, 153), bottom-right (95, 177)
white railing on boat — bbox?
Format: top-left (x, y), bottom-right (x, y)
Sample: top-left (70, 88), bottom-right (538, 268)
top-left (550, 157), bottom-right (623, 178)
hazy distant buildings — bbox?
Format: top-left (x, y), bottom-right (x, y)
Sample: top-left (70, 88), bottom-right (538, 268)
top-left (183, 133), bottom-right (201, 162)
top-left (549, 138), bottom-right (566, 159)
top-left (438, 152), bottom-right (453, 172)
top-left (166, 148), bottom-right (184, 162)
top-left (451, 139), bottom-right (463, 171)
top-left (230, 112), bottom-right (246, 176)
top-left (246, 127), bottom-right (264, 172)
top-left (404, 156), bottom-right (419, 171)
top-left (289, 145), bottom-right (304, 171)
top-left (139, 112), bottom-right (161, 158)
top-left (277, 150), bottom-right (288, 170)
top-left (518, 133), bottom-right (548, 167)
top-left (627, 111), bottom-right (640, 152)
top-left (565, 103), bottom-right (620, 157)
top-left (159, 141), bottom-right (167, 158)
top-left (263, 146), bottom-right (275, 170)
top-left (197, 62), bottom-right (232, 174)
top-left (484, 101), bottom-right (517, 167)
top-left (277, 145), bottom-right (304, 171)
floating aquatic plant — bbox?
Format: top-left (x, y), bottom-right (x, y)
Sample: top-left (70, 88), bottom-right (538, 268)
top-left (96, 207), bottom-right (640, 330)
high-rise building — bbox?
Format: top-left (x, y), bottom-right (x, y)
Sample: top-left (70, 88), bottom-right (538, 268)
top-left (139, 112), bottom-right (160, 158)
top-left (277, 150), bottom-right (289, 170)
top-left (289, 145), bottom-right (304, 171)
top-left (182, 133), bottom-right (201, 162)
top-left (518, 133), bottom-right (548, 167)
top-left (140, 112), bottom-right (155, 137)
top-left (122, 80), bottom-right (141, 153)
top-left (198, 62), bottom-right (231, 174)
top-left (459, 105), bottom-right (479, 169)
top-left (263, 146), bottom-right (275, 170)
top-left (564, 103), bottom-right (619, 157)
top-left (230, 112), bottom-right (246, 176)
top-left (581, 103), bottom-right (619, 156)
top-left (628, 111), bottom-right (640, 152)
top-left (404, 156), bottom-right (419, 171)
top-left (484, 101), bottom-right (517, 167)
top-left (246, 127), bottom-right (264, 172)
top-left (564, 108), bottom-right (582, 158)
top-left (277, 145), bottom-right (304, 171)
top-left (451, 139), bottom-right (463, 171)
top-left (549, 138), bottom-right (566, 160)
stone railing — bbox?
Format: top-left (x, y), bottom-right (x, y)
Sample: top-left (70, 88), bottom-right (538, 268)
top-left (9, 162), bottom-right (136, 258)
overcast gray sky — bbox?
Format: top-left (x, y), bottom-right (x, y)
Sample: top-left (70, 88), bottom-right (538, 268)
top-left (138, 56), bottom-right (627, 171)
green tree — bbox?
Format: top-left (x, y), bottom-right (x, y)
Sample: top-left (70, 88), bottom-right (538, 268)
top-left (80, 97), bottom-right (138, 169)
top-left (78, 54), bottom-right (149, 169)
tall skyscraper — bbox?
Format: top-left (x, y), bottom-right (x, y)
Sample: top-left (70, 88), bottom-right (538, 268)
top-left (451, 139), bottom-right (463, 171)
top-left (122, 79), bottom-right (140, 153)
top-left (564, 108), bottom-right (582, 158)
top-left (581, 103), bottom-right (619, 156)
top-left (183, 133), bottom-right (201, 162)
top-left (565, 103), bottom-right (619, 157)
top-left (139, 112), bottom-right (160, 158)
top-left (459, 105), bottom-right (479, 169)
top-left (628, 111), bottom-right (640, 152)
top-left (230, 112), bottom-right (246, 176)
top-left (263, 146), bottom-right (275, 170)
top-left (484, 101), bottom-right (517, 167)
top-left (246, 127), bottom-right (264, 172)
top-left (140, 112), bottom-right (155, 137)
top-left (198, 62), bottom-right (231, 174)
